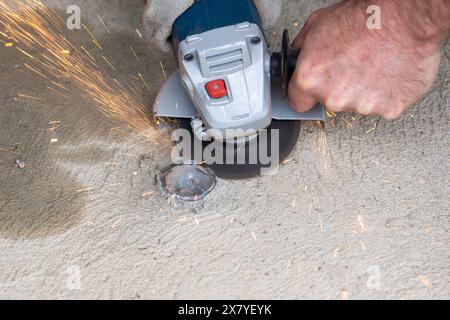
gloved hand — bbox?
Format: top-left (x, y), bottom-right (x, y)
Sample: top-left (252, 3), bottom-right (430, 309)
top-left (142, 0), bottom-right (282, 52)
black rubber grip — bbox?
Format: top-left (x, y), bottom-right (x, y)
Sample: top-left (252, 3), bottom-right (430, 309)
top-left (270, 29), bottom-right (299, 99)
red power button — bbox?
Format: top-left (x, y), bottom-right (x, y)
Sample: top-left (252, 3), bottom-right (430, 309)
top-left (205, 80), bottom-right (227, 99)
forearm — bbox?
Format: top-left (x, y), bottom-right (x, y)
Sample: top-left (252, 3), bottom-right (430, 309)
top-left (395, 0), bottom-right (450, 44)
top-left (367, 0), bottom-right (450, 46)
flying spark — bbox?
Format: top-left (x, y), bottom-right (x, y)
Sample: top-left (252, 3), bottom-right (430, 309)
top-left (129, 46), bottom-right (140, 63)
top-left (136, 29), bottom-right (142, 38)
top-left (0, 0), bottom-right (168, 144)
top-left (97, 14), bottom-right (111, 34)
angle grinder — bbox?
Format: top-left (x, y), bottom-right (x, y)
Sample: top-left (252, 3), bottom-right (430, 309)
top-left (153, 0), bottom-right (325, 180)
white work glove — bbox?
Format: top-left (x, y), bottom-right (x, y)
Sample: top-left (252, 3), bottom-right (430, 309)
top-left (142, 0), bottom-right (282, 52)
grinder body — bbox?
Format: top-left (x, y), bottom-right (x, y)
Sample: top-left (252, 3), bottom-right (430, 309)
top-left (171, 0), bottom-right (270, 141)
top-left (171, 0), bottom-right (263, 57)
top-left (153, 0), bottom-right (325, 179)
top-left (154, 0), bottom-right (325, 140)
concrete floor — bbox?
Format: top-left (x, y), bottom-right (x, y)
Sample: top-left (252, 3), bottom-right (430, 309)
top-left (0, 0), bottom-right (448, 299)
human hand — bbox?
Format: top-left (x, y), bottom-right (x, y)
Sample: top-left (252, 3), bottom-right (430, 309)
top-left (288, 0), bottom-right (449, 119)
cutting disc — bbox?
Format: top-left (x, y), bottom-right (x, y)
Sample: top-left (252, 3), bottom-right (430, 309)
top-left (174, 119), bottom-right (301, 180)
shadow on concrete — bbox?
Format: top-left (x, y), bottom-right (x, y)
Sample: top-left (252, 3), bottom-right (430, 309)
top-left (0, 162), bottom-right (87, 240)
top-left (0, 6), bottom-right (173, 239)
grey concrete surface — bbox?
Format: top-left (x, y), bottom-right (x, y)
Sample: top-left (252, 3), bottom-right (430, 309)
top-left (0, 0), bottom-right (449, 299)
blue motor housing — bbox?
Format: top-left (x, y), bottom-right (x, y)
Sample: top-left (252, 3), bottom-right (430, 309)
top-left (171, 0), bottom-right (263, 58)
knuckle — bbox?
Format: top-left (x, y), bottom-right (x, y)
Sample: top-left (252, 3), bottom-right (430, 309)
top-left (294, 63), bottom-right (320, 91)
top-left (325, 94), bottom-right (346, 113)
top-left (308, 9), bottom-right (323, 23)
top-left (356, 105), bottom-right (375, 116)
top-left (327, 104), bottom-right (344, 113)
top-left (381, 106), bottom-right (404, 120)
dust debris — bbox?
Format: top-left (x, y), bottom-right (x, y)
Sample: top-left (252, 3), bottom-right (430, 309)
top-left (105, 183), bottom-right (123, 188)
top-left (76, 187), bottom-right (93, 193)
top-left (142, 191), bottom-right (155, 199)
top-left (136, 29), bottom-right (142, 38)
top-left (0, 148), bottom-right (15, 154)
top-left (134, 260), bottom-right (149, 268)
top-left (15, 159), bottom-right (25, 168)
top-left (424, 225), bottom-right (433, 235)
top-left (359, 241), bottom-right (366, 252)
top-left (326, 110), bottom-right (336, 118)
top-left (251, 231), bottom-right (257, 241)
top-left (326, 111), bottom-right (337, 127)
top-left (167, 196), bottom-right (179, 208)
top-left (419, 275), bottom-right (432, 289)
top-left (333, 246), bottom-right (342, 257)
top-left (357, 215), bottom-right (368, 233)
top-left (316, 123), bottom-right (331, 160)
top-left (342, 290), bottom-right (349, 300)
top-left (111, 218), bottom-right (123, 229)
top-left (104, 162), bottom-right (120, 166)
top-left (365, 126), bottom-right (377, 135)
top-left (46, 122), bottom-right (61, 133)
top-left (341, 117), bottom-right (354, 127)
top-left (50, 138), bottom-right (58, 143)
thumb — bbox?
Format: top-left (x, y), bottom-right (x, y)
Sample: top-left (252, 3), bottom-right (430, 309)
top-left (287, 50), bottom-right (317, 112)
top-left (287, 17), bottom-right (318, 112)
top-left (287, 74), bottom-right (317, 113)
